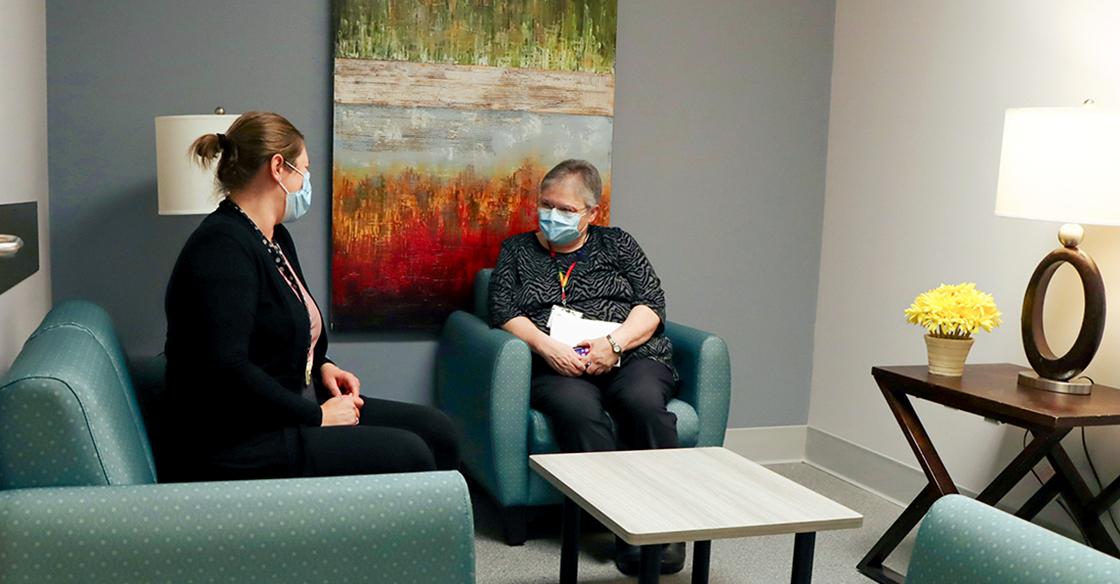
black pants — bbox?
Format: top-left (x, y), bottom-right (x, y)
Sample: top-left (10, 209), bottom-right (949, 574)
top-left (531, 358), bottom-right (678, 453)
top-left (181, 396), bottom-right (460, 481)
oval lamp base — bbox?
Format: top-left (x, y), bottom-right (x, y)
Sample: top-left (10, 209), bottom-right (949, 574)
top-left (1017, 370), bottom-right (1092, 395)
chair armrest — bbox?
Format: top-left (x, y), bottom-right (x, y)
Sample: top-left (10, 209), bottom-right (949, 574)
top-left (665, 321), bottom-right (731, 447)
top-left (0, 471), bottom-right (475, 584)
top-left (435, 311), bottom-right (532, 506)
top-left (908, 495), bottom-right (1120, 583)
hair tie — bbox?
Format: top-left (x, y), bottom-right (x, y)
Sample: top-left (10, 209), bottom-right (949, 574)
top-left (216, 133), bottom-right (230, 148)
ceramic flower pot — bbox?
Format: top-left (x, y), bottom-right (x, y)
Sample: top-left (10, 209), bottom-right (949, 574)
top-left (924, 334), bottom-right (974, 377)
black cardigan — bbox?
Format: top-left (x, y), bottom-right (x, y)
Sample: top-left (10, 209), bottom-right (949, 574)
top-left (164, 204), bottom-right (329, 448)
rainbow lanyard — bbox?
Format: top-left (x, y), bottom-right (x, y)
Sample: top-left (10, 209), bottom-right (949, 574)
top-left (549, 248), bottom-right (579, 307)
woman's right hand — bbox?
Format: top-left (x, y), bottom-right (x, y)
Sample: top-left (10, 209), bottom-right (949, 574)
top-left (536, 337), bottom-right (586, 377)
top-left (321, 395), bottom-right (360, 427)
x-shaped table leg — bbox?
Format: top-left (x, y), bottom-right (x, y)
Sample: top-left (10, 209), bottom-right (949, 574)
top-left (858, 380), bottom-right (957, 583)
top-left (858, 380), bottom-right (1102, 582)
top-left (1033, 431), bottom-right (1120, 556)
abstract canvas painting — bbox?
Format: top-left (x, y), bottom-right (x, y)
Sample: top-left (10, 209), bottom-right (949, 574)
top-left (331, 0), bottom-right (617, 330)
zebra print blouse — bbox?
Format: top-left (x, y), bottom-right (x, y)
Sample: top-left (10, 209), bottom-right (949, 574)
top-left (488, 225), bottom-right (675, 377)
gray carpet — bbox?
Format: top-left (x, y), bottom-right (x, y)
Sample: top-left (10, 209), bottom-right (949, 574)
top-left (471, 463), bottom-right (916, 583)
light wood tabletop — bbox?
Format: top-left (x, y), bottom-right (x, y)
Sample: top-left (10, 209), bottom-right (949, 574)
top-left (530, 447), bottom-right (863, 546)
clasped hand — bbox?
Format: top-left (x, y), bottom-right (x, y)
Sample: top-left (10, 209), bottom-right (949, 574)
top-left (320, 363), bottom-right (364, 426)
top-left (540, 336), bottom-right (616, 377)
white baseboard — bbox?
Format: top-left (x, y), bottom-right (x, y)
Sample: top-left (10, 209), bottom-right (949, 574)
top-left (803, 426), bottom-right (949, 507)
top-left (802, 426), bottom-right (1082, 540)
top-left (724, 424), bottom-right (1089, 541)
top-left (722, 425), bottom-right (808, 464)
top-left (724, 425), bottom-right (939, 505)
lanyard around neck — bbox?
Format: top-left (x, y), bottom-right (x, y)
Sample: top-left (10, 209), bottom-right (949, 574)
top-left (549, 243), bottom-right (584, 307)
top-left (222, 199), bottom-right (305, 307)
top-left (554, 255), bottom-right (576, 306)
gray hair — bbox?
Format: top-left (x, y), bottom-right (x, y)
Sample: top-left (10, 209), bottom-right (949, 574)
top-left (540, 159), bottom-right (602, 208)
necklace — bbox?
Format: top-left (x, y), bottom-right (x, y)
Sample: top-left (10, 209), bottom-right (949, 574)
top-left (221, 199), bottom-right (305, 306)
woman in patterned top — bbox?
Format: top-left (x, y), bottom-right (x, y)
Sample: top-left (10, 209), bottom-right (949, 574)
top-left (488, 159), bottom-right (684, 575)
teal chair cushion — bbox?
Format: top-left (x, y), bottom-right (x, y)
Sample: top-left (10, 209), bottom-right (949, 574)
top-left (474, 267), bottom-right (492, 323)
top-left (0, 472), bottom-right (475, 584)
top-left (442, 269), bottom-right (729, 512)
top-left (908, 495), bottom-right (1120, 583)
top-left (476, 267), bottom-right (703, 456)
top-left (0, 324), bottom-right (156, 488)
top-left (32, 300), bottom-right (157, 478)
top-left (2, 301), bottom-right (479, 583)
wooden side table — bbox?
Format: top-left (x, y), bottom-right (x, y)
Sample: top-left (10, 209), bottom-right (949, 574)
top-left (859, 363), bottom-right (1120, 583)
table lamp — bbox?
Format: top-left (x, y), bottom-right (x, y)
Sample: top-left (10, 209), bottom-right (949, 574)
top-left (155, 108), bottom-right (239, 215)
top-left (995, 102), bottom-right (1120, 395)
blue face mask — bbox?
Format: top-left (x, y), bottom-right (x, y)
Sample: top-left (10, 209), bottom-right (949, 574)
top-left (538, 207), bottom-right (584, 245)
top-left (279, 161), bottom-right (312, 223)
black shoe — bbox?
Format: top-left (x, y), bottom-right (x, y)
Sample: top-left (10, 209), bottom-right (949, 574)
top-left (661, 542), bottom-right (686, 574)
top-left (614, 537), bottom-right (641, 576)
top-left (614, 538), bottom-right (687, 576)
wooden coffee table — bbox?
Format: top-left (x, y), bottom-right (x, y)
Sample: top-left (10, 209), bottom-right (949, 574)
top-left (530, 447), bottom-right (863, 583)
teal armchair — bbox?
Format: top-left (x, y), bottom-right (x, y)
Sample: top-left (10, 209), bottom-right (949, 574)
top-left (0, 301), bottom-right (476, 583)
top-left (435, 269), bottom-right (731, 545)
top-left (907, 495), bottom-right (1120, 583)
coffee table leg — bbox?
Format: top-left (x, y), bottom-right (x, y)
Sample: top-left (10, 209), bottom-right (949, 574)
top-left (791, 532), bottom-right (815, 584)
top-left (561, 497), bottom-right (580, 584)
top-left (639, 544), bottom-right (662, 584)
top-left (692, 541), bottom-right (711, 584)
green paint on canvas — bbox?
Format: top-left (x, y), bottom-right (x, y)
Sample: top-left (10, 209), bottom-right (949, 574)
top-left (333, 0), bottom-right (617, 73)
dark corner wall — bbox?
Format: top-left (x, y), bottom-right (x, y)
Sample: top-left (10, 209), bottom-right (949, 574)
top-left (46, 0), bottom-right (835, 425)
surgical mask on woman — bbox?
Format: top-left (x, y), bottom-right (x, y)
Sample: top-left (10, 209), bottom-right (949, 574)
top-left (538, 207), bottom-right (584, 245)
top-left (279, 161), bottom-right (312, 223)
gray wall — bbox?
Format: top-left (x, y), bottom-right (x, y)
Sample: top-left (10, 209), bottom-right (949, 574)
top-left (47, 0), bottom-right (834, 426)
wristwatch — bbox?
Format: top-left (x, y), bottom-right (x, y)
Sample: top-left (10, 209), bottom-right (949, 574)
top-left (605, 334), bottom-right (623, 356)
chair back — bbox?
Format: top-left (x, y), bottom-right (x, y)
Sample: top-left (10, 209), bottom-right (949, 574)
top-left (473, 268), bottom-right (493, 323)
top-left (0, 301), bottom-right (157, 489)
top-left (908, 495), bottom-right (1120, 583)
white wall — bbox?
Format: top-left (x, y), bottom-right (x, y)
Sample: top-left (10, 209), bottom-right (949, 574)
top-left (811, 0), bottom-right (1120, 530)
top-left (0, 0), bottom-right (50, 373)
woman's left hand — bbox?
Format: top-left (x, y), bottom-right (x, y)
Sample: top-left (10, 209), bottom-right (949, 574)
top-left (578, 337), bottom-right (617, 376)
top-left (321, 363), bottom-right (364, 408)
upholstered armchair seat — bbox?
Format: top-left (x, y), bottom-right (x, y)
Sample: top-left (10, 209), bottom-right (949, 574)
top-left (436, 269), bottom-right (731, 544)
top-left (0, 301), bottom-right (476, 583)
top-left (907, 495), bottom-right (1120, 583)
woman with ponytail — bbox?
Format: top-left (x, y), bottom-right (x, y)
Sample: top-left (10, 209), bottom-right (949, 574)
top-left (162, 112), bottom-right (459, 481)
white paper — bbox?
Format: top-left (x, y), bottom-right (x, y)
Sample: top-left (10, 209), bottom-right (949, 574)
top-left (549, 315), bottom-right (621, 347)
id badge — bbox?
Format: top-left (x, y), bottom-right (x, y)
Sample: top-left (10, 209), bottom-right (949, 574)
top-left (547, 305), bottom-right (583, 329)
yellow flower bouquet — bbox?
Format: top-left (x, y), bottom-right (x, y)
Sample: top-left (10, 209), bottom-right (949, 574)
top-left (905, 283), bottom-right (1001, 376)
top-left (905, 283), bottom-right (1002, 339)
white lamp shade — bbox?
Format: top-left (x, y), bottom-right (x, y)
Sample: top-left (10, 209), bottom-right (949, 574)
top-left (155, 114), bottom-right (239, 215)
top-left (995, 106), bottom-right (1120, 226)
